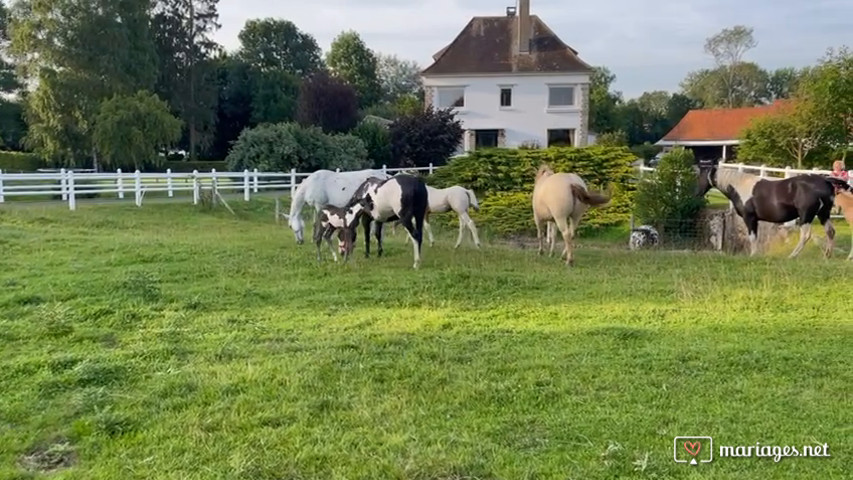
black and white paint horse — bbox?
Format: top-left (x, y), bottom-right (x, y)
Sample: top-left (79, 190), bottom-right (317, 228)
top-left (312, 195), bottom-right (374, 263)
top-left (349, 174), bottom-right (429, 268)
top-left (629, 225), bottom-right (660, 250)
top-left (696, 164), bottom-right (852, 258)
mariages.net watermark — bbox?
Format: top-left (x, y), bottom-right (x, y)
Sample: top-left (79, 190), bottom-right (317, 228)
top-left (674, 436), bottom-right (832, 465)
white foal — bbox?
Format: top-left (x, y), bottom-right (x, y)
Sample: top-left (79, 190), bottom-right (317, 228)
top-left (403, 184), bottom-right (482, 249)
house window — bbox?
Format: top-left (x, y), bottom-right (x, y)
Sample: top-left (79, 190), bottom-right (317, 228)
top-left (475, 130), bottom-right (500, 149)
top-left (548, 86), bottom-right (575, 107)
top-left (500, 87), bottom-right (512, 107)
top-left (437, 87), bottom-right (465, 108)
top-left (547, 129), bottom-right (575, 147)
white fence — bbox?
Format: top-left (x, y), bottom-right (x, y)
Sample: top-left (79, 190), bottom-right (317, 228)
top-left (0, 164), bottom-right (436, 210)
top-left (0, 159), bottom-right (848, 211)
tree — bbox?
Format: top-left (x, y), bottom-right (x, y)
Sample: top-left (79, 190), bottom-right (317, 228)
top-left (634, 147), bottom-right (706, 242)
top-left (9, 0), bottom-right (159, 166)
top-left (389, 106), bottom-right (463, 168)
top-left (704, 25), bottom-right (758, 108)
top-left (375, 53), bottom-right (422, 103)
top-left (350, 120), bottom-right (391, 167)
top-left (680, 63), bottom-right (769, 108)
top-left (800, 46), bottom-right (853, 158)
top-left (237, 18), bottom-right (322, 75)
top-left (588, 66), bottom-right (622, 134)
top-left (0, 0), bottom-right (25, 150)
top-left (767, 67), bottom-right (809, 100)
top-left (151, 0), bottom-right (221, 161)
top-left (209, 53), bottom-right (253, 160)
top-left (738, 95), bottom-right (829, 169)
top-left (296, 70), bottom-right (359, 133)
top-left (93, 91), bottom-right (183, 170)
top-left (249, 69), bottom-right (300, 125)
top-left (326, 30), bottom-right (382, 108)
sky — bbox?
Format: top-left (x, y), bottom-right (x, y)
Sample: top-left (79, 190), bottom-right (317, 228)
top-left (215, 0), bottom-right (852, 99)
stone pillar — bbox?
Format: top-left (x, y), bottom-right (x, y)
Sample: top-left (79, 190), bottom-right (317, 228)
top-left (577, 84), bottom-right (590, 147)
top-left (498, 129), bottom-right (507, 147)
top-left (423, 86), bottom-right (435, 110)
top-left (465, 130), bottom-right (475, 151)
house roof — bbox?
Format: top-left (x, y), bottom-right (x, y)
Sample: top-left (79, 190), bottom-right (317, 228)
top-left (657, 100), bottom-right (794, 145)
top-left (421, 15), bottom-right (593, 76)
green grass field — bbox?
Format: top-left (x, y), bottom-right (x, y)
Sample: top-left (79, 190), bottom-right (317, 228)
top-left (0, 198), bottom-right (850, 479)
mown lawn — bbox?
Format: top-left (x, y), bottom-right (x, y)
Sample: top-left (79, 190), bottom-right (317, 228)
top-left (0, 199), bottom-right (850, 479)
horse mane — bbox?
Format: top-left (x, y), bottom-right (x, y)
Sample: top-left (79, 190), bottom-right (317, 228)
top-left (289, 175), bottom-right (310, 218)
top-left (535, 164), bottom-right (555, 183)
top-left (713, 167), bottom-right (761, 193)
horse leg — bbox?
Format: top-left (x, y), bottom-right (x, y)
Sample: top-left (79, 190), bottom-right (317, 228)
top-left (464, 211), bottom-right (481, 248)
top-left (548, 222), bottom-right (558, 257)
top-left (400, 215), bottom-right (422, 268)
top-left (535, 214), bottom-right (545, 255)
top-left (325, 235), bottom-right (338, 262)
top-left (789, 204), bottom-right (819, 258)
top-left (743, 207), bottom-right (760, 257)
top-left (553, 217), bottom-right (574, 266)
top-left (454, 213), bottom-right (467, 248)
top-left (361, 216), bottom-right (372, 258)
top-left (817, 199), bottom-right (835, 258)
top-left (375, 222), bottom-right (385, 257)
top-left (425, 217), bottom-right (435, 247)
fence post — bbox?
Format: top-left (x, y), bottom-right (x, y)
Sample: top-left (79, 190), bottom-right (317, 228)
top-left (68, 170), bottom-right (76, 210)
top-left (336, 167), bottom-right (340, 173)
top-left (759, 164), bottom-right (767, 178)
top-left (784, 166), bottom-right (791, 178)
top-left (134, 170), bottom-right (142, 207)
top-left (243, 169), bottom-right (250, 201)
top-left (60, 167), bottom-right (67, 200)
top-left (166, 168), bottom-right (174, 197)
top-left (382, 164), bottom-right (387, 175)
top-left (253, 168), bottom-right (259, 193)
top-left (0, 169), bottom-right (4, 203)
top-left (737, 163), bottom-right (744, 173)
top-left (117, 168), bottom-right (124, 198)
top-left (192, 170), bottom-right (200, 204)
top-left (429, 162), bottom-right (434, 175)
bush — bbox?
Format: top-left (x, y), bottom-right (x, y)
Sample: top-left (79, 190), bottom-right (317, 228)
top-left (350, 120), bottom-right (391, 167)
top-left (389, 106), bottom-right (463, 167)
top-left (633, 147), bottom-right (706, 240)
top-left (426, 145), bottom-right (637, 234)
top-left (225, 122), bottom-right (371, 172)
top-left (0, 151), bottom-right (46, 172)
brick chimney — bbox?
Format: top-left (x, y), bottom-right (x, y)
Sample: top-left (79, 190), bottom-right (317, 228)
top-left (517, 0), bottom-right (530, 54)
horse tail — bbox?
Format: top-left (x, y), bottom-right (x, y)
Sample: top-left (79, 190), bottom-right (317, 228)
top-left (570, 184), bottom-right (610, 207)
top-left (465, 188), bottom-right (480, 211)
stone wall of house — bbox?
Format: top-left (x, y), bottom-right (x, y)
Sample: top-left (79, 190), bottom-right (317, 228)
top-left (577, 84), bottom-right (590, 147)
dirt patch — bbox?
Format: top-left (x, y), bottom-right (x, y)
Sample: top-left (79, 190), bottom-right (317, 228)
top-left (18, 437), bottom-right (76, 473)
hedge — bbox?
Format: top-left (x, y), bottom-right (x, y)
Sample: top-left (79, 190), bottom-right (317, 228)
top-left (0, 151), bottom-right (47, 172)
top-left (425, 146), bottom-right (637, 236)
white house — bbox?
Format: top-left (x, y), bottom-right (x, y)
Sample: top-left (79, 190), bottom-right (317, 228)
top-left (420, 0), bottom-right (593, 153)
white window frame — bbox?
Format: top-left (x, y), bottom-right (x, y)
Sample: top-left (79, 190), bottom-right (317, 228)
top-left (436, 86), bottom-right (466, 109)
top-left (546, 84), bottom-right (577, 111)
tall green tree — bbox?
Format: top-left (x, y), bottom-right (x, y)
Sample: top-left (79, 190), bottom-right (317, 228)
top-left (0, 0), bottom-right (26, 149)
top-left (588, 66), bottom-right (622, 134)
top-left (296, 70), bottom-right (359, 133)
top-left (375, 52), bottom-right (421, 103)
top-left (680, 63), bottom-right (769, 108)
top-left (767, 67), bottom-right (809, 100)
top-left (209, 52), bottom-right (253, 160)
top-left (703, 25), bottom-right (758, 108)
top-left (326, 30), bottom-right (381, 109)
top-left (93, 90), bottom-right (183, 170)
top-left (8, 0), bottom-right (158, 166)
top-left (800, 46), bottom-right (853, 157)
top-left (152, 0), bottom-right (221, 161)
top-left (237, 18), bottom-right (322, 75)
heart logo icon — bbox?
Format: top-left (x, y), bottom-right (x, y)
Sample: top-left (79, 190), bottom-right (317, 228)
top-left (684, 441), bottom-right (701, 457)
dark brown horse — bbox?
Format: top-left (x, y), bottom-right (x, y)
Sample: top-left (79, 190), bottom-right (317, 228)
top-left (696, 165), bottom-right (852, 258)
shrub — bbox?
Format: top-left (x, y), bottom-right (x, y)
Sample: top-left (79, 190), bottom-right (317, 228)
top-left (0, 151), bottom-right (46, 172)
top-left (427, 145), bottom-right (637, 234)
top-left (296, 70), bottom-right (359, 133)
top-left (633, 147), bottom-right (706, 241)
top-left (350, 120), bottom-right (391, 167)
top-left (389, 106), bottom-right (463, 167)
top-left (225, 122), bottom-right (371, 172)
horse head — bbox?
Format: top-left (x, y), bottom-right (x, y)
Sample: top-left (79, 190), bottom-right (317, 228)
top-left (281, 213), bottom-right (305, 244)
top-left (695, 164), bottom-right (717, 198)
top-left (535, 164), bottom-right (555, 183)
top-left (337, 194), bottom-right (375, 260)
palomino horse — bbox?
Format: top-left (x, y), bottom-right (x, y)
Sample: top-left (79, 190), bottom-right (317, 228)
top-left (402, 184), bottom-right (482, 249)
top-left (532, 164), bottom-right (610, 266)
top-left (823, 189), bottom-right (853, 260)
top-left (281, 168), bottom-right (390, 244)
top-left (695, 164), bottom-right (852, 258)
top-left (349, 174), bottom-right (429, 268)
top-left (312, 195), bottom-right (374, 263)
